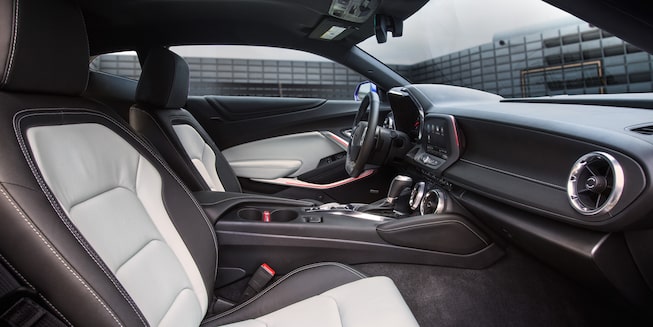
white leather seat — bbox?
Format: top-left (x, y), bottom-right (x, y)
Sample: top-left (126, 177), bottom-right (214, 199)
top-left (0, 0), bottom-right (419, 326)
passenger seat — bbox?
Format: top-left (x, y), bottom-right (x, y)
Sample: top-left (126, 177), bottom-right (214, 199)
top-left (130, 48), bottom-right (243, 193)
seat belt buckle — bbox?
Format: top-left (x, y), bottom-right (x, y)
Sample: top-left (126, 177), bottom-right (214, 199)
top-left (240, 263), bottom-right (275, 301)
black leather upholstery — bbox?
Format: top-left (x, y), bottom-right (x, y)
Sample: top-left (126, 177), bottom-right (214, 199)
top-left (0, 0), bottom-right (88, 95)
top-left (12, 108), bottom-right (221, 326)
top-left (136, 47), bottom-right (189, 108)
top-left (0, 1), bottom-right (408, 326)
top-left (130, 106), bottom-right (243, 192)
top-left (0, 2), bottom-right (136, 325)
top-left (131, 48), bottom-right (243, 193)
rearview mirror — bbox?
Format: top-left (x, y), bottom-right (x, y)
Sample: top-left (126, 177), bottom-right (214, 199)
top-left (354, 81), bottom-right (378, 101)
top-left (375, 15), bottom-right (403, 44)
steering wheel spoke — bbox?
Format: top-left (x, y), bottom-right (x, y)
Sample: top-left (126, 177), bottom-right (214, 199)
top-left (346, 92), bottom-right (379, 177)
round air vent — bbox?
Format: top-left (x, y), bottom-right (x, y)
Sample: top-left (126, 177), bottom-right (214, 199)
top-left (420, 189), bottom-right (446, 215)
top-left (567, 152), bottom-right (624, 215)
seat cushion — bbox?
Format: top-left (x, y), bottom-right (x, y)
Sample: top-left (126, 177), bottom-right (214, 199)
top-left (220, 277), bottom-right (418, 327)
top-left (202, 262), bottom-right (418, 327)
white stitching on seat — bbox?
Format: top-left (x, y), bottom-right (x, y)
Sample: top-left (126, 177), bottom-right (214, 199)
top-left (2, 0), bottom-right (19, 86)
top-left (0, 253), bottom-right (73, 326)
top-left (0, 252), bottom-right (34, 288)
top-left (15, 108), bottom-right (219, 323)
top-left (203, 262), bottom-right (365, 323)
top-left (0, 185), bottom-right (124, 327)
top-left (13, 112), bottom-right (149, 326)
top-left (131, 108), bottom-right (211, 191)
top-left (111, 109), bottom-right (219, 267)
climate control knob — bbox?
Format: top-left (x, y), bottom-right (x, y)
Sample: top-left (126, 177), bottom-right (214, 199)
top-left (408, 182), bottom-right (426, 211)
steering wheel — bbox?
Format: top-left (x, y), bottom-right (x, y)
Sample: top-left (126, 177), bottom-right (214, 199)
top-left (346, 92), bottom-right (379, 177)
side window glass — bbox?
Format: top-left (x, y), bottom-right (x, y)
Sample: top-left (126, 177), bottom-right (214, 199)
top-left (90, 51), bottom-right (141, 80)
top-left (170, 46), bottom-right (367, 99)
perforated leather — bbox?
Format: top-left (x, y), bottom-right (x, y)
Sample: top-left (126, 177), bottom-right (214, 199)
top-left (26, 123), bottom-right (208, 326)
top-left (172, 124), bottom-right (225, 192)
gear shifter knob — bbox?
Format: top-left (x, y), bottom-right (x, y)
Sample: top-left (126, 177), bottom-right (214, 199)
top-left (387, 175), bottom-right (413, 204)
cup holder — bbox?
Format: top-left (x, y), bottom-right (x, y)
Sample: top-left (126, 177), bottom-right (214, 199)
top-left (271, 209), bottom-right (298, 222)
top-left (236, 208), bottom-right (298, 222)
top-left (237, 208), bottom-right (262, 220)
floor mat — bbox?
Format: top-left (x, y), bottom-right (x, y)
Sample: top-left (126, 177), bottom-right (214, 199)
top-left (355, 248), bottom-right (647, 327)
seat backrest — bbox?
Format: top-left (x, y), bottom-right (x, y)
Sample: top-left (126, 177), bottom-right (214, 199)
top-left (130, 48), bottom-right (242, 193)
top-left (0, 1), bottom-right (217, 325)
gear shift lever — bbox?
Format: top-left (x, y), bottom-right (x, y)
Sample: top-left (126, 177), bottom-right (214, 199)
top-left (386, 175), bottom-right (413, 204)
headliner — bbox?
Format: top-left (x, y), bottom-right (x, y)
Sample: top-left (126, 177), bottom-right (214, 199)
top-left (76, 0), bottom-right (653, 60)
top-left (77, 0), bottom-right (429, 55)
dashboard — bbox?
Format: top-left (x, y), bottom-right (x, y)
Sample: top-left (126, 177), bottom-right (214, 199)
top-left (387, 84), bottom-right (653, 230)
top-left (385, 84), bottom-right (653, 310)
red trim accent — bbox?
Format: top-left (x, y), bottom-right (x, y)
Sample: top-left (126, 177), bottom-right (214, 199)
top-left (261, 263), bottom-right (275, 276)
top-left (279, 169), bottom-right (375, 189)
top-left (451, 116), bottom-right (460, 148)
top-left (262, 211), bottom-right (271, 222)
top-left (326, 132), bottom-right (349, 148)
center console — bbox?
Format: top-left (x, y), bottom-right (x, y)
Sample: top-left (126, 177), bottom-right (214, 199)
top-left (195, 183), bottom-right (504, 287)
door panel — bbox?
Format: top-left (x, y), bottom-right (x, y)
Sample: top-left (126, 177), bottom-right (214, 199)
top-left (185, 95), bottom-right (393, 202)
top-left (186, 95), bottom-right (386, 149)
top-left (222, 131), bottom-right (347, 179)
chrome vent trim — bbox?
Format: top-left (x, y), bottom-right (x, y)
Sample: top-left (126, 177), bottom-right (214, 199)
top-left (567, 151), bottom-right (624, 216)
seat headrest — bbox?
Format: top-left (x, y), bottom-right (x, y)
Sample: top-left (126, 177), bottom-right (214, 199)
top-left (136, 48), bottom-right (189, 109)
top-left (0, 0), bottom-right (89, 95)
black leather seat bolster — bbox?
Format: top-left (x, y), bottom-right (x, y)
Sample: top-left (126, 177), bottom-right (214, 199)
top-left (130, 106), bottom-right (210, 191)
top-left (130, 106), bottom-right (243, 193)
top-left (201, 262), bottom-right (366, 326)
top-left (0, 0), bottom-right (88, 95)
top-left (0, 97), bottom-right (146, 327)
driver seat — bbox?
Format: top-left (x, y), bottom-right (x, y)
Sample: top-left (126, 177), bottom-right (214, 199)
top-left (130, 48), bottom-right (243, 194)
top-left (0, 0), bottom-right (419, 326)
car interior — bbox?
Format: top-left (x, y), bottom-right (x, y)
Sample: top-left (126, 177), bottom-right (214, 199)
top-left (1, 0), bottom-right (653, 326)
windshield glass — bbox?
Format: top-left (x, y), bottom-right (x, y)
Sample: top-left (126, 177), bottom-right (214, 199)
top-left (359, 0), bottom-right (652, 98)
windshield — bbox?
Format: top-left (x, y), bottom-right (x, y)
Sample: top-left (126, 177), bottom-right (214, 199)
top-left (359, 0), bottom-right (652, 98)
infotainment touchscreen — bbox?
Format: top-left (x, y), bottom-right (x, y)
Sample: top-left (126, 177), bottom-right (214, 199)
top-left (424, 118), bottom-right (449, 157)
